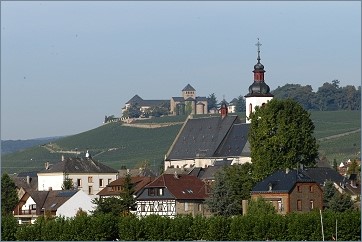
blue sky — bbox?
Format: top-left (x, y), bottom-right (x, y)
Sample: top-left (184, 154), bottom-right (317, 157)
top-left (1, 1), bottom-right (361, 140)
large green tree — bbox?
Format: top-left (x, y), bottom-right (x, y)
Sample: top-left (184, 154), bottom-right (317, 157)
top-left (205, 163), bottom-right (254, 216)
top-left (1, 173), bottom-right (19, 215)
top-left (249, 98), bottom-right (319, 181)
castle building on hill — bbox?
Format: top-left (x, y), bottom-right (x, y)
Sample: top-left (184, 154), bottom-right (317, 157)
top-left (170, 84), bottom-right (208, 115)
top-left (121, 95), bottom-right (170, 115)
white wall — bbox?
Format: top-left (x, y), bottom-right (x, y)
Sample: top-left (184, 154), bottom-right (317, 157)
top-left (38, 173), bottom-right (63, 191)
top-left (56, 190), bottom-right (94, 218)
top-left (38, 172), bottom-right (118, 199)
top-left (245, 96), bottom-right (273, 123)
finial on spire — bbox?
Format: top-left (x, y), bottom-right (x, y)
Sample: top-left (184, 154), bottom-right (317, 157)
top-left (255, 38), bottom-right (262, 63)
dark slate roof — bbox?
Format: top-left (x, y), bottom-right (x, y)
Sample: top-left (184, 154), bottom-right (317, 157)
top-left (27, 190), bottom-right (49, 209)
top-left (195, 97), bottom-right (208, 101)
top-left (185, 97), bottom-right (195, 101)
top-left (139, 100), bottom-right (169, 107)
top-left (214, 123), bottom-right (250, 157)
top-left (118, 168), bottom-right (156, 178)
top-left (144, 174), bottom-right (207, 200)
top-left (303, 167), bottom-right (344, 186)
top-left (17, 171), bottom-right (38, 178)
top-left (166, 115), bottom-right (237, 159)
top-left (252, 169), bottom-right (315, 194)
top-left (166, 115), bottom-right (249, 160)
top-left (172, 97), bottom-right (185, 102)
top-left (182, 84), bottom-right (196, 92)
top-left (12, 176), bottom-right (38, 191)
top-left (126, 94), bottom-right (143, 104)
top-left (38, 157), bottom-right (118, 174)
top-left (189, 166), bottom-right (224, 180)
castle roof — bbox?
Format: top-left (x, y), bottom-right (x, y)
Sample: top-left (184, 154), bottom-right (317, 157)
top-left (182, 84), bottom-right (196, 92)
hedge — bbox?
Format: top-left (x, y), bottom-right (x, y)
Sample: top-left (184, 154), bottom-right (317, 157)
top-left (5, 210), bottom-right (360, 241)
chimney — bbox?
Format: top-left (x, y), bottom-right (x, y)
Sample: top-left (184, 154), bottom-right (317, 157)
top-left (174, 171), bottom-right (179, 179)
top-left (285, 168), bottom-right (290, 174)
top-left (26, 175), bottom-right (31, 185)
top-left (268, 183), bottom-right (273, 191)
top-left (45, 161), bottom-right (50, 170)
top-left (61, 155), bottom-right (65, 161)
top-left (85, 150), bottom-right (90, 158)
top-left (48, 187), bottom-right (52, 191)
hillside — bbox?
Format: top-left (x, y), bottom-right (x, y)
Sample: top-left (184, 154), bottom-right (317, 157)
top-left (1, 111), bottom-right (360, 174)
top-left (1, 137), bottom-right (62, 155)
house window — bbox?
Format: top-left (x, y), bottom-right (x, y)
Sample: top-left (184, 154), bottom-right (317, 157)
top-left (297, 200), bottom-right (302, 211)
top-left (310, 200), bottom-right (314, 210)
top-left (88, 186), bottom-right (93, 195)
top-left (108, 178), bottom-right (112, 185)
top-left (297, 185), bottom-right (301, 193)
top-left (309, 185), bottom-right (314, 192)
top-left (159, 203), bottom-right (163, 211)
top-left (157, 188), bottom-right (163, 196)
top-left (150, 204), bottom-right (154, 211)
top-left (148, 188), bottom-right (155, 196)
top-left (77, 179), bottom-right (82, 187)
top-left (184, 202), bottom-right (189, 211)
top-left (88, 176), bottom-right (93, 183)
top-left (278, 201), bottom-right (283, 212)
top-left (30, 204), bottom-right (36, 210)
top-left (99, 179), bottom-right (104, 187)
top-left (249, 103), bottom-right (253, 116)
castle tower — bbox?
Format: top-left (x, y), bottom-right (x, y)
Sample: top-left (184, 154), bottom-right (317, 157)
top-left (244, 39), bottom-right (273, 123)
top-left (182, 84), bottom-right (196, 99)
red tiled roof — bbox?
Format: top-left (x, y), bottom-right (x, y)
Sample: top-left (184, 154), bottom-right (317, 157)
top-left (97, 176), bottom-right (154, 196)
top-left (145, 174), bottom-right (208, 200)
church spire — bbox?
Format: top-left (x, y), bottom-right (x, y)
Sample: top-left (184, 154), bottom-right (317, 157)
top-left (256, 38), bottom-right (262, 64)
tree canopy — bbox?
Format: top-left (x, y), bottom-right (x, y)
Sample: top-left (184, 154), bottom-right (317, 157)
top-left (272, 81), bottom-right (360, 111)
top-left (1, 173), bottom-right (19, 215)
top-left (249, 98), bottom-right (319, 181)
top-left (207, 93), bottom-right (218, 111)
top-left (205, 163), bottom-right (254, 216)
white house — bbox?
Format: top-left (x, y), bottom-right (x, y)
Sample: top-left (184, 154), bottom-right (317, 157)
top-left (13, 190), bottom-right (93, 224)
top-left (37, 156), bottom-right (118, 199)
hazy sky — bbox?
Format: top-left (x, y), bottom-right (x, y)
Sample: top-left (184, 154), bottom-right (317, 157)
top-left (1, 1), bottom-right (361, 140)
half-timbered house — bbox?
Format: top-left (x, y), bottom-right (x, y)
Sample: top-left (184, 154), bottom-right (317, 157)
top-left (136, 173), bottom-right (211, 218)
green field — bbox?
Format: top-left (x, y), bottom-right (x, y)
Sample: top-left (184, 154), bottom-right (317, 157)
top-left (1, 111), bottom-right (360, 174)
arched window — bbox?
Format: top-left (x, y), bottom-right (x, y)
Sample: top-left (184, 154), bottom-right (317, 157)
top-left (249, 103), bottom-right (253, 116)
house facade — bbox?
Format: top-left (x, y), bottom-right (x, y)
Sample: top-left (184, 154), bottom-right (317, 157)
top-left (97, 176), bottom-right (154, 198)
top-left (37, 156), bottom-right (118, 199)
top-left (135, 174), bottom-right (211, 218)
top-left (251, 169), bottom-right (323, 214)
top-left (13, 190), bottom-right (93, 224)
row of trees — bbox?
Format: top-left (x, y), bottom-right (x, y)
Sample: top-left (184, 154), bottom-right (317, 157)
top-left (271, 80), bottom-right (360, 111)
top-left (207, 80), bottom-right (360, 113)
top-left (3, 210), bottom-right (360, 241)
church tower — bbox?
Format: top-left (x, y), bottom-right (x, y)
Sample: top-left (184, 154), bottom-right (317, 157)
top-left (244, 39), bottom-right (274, 123)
